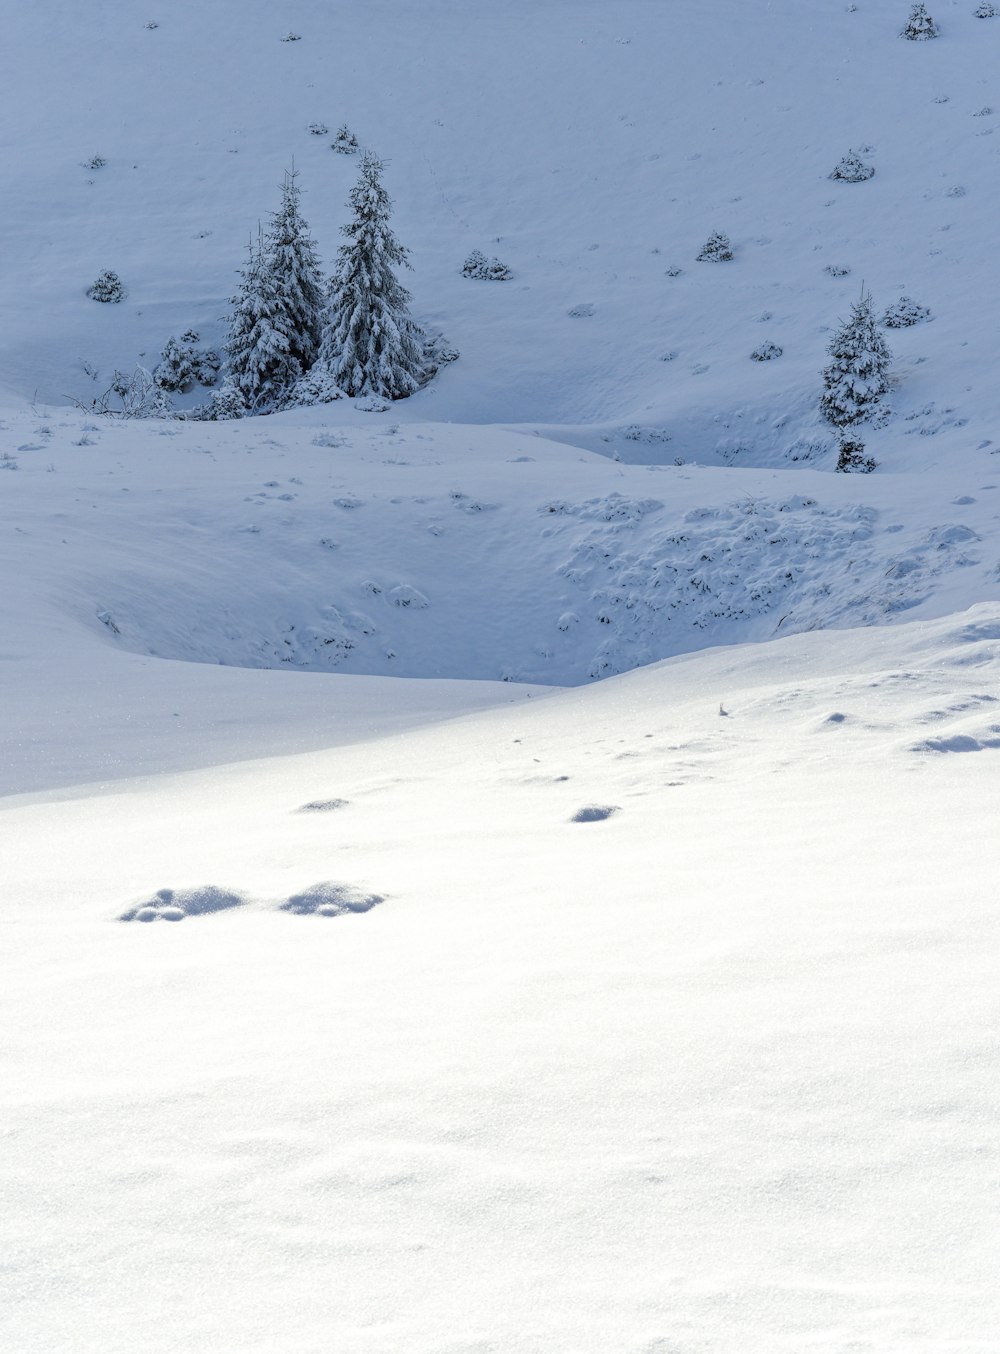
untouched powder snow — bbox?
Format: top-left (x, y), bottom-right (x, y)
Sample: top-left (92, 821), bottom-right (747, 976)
top-left (4, 2), bottom-right (1000, 1351)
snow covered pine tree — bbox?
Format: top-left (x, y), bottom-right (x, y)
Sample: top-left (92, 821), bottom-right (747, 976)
top-left (225, 230), bottom-right (299, 411)
top-left (836, 435), bottom-right (877, 473)
top-left (154, 335), bottom-right (196, 392)
top-left (901, 4), bottom-right (939, 38)
top-left (696, 231), bottom-right (734, 261)
top-left (316, 151), bottom-right (427, 399)
top-left (829, 150), bottom-right (875, 182)
top-left (265, 167), bottom-right (326, 372)
top-left (820, 290), bottom-right (892, 428)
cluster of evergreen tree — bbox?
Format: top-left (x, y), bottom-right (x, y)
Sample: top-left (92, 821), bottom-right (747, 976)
top-left (219, 154), bottom-right (428, 416)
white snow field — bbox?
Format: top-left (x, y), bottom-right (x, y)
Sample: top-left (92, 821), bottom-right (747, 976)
top-left (3, 1), bottom-right (1000, 1351)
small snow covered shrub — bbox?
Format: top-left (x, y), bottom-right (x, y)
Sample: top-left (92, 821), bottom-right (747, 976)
top-left (422, 331), bottom-right (460, 368)
top-left (83, 154), bottom-right (106, 170)
top-left (820, 290), bottom-right (892, 428)
top-left (281, 31), bottom-right (302, 42)
top-left (750, 341), bottom-right (783, 361)
top-left (284, 366), bottom-right (345, 406)
top-left (836, 436), bottom-right (877, 473)
top-left (155, 335), bottom-right (196, 391)
top-left (307, 122), bottom-right (329, 136)
top-left (696, 231), bottom-right (733, 261)
top-left (901, 3), bottom-right (939, 37)
top-left (191, 346), bottom-right (221, 386)
top-left (830, 151), bottom-right (874, 182)
top-left (112, 366), bottom-right (172, 417)
top-left (825, 264), bottom-right (852, 277)
top-left (331, 124), bottom-right (359, 154)
top-left (975, 2), bottom-right (997, 16)
top-left (664, 264), bottom-right (683, 277)
top-left (86, 269), bottom-right (126, 302)
top-left (882, 295), bottom-right (931, 327)
top-left (156, 332), bottom-right (221, 390)
top-left (79, 366), bottom-right (172, 418)
top-left (461, 249), bottom-right (512, 280)
top-left (203, 380), bottom-right (246, 420)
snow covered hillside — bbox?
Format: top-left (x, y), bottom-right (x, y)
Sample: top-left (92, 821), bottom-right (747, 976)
top-left (3, 3), bottom-right (1000, 1352)
top-left (2, 0), bottom-right (1000, 462)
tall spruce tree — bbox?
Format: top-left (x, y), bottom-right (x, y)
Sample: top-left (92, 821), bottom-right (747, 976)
top-left (226, 230), bottom-right (299, 410)
top-left (820, 290), bottom-right (892, 428)
top-left (317, 151), bottom-right (426, 399)
top-left (266, 167), bottom-right (325, 371)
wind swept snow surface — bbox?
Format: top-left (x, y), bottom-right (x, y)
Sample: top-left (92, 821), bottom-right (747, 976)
top-left (4, 612), bottom-right (1000, 1352)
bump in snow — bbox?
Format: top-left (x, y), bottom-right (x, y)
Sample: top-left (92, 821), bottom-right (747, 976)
top-left (119, 886), bottom-right (247, 922)
top-left (571, 804), bottom-right (620, 822)
top-left (280, 882), bottom-right (384, 917)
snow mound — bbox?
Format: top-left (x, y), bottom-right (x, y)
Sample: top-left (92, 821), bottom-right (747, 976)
top-left (118, 885), bottom-right (246, 922)
top-left (570, 804), bottom-right (620, 822)
top-left (280, 882), bottom-right (385, 917)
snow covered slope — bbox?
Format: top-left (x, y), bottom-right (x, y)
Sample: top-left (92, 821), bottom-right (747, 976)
top-left (4, 4), bottom-right (1000, 1352)
top-left (3, 408), bottom-right (999, 702)
top-left (4, 608), bottom-right (1000, 1353)
top-left (2, 0), bottom-right (1000, 467)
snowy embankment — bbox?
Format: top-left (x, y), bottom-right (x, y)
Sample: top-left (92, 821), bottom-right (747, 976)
top-left (3, 410), bottom-right (999, 714)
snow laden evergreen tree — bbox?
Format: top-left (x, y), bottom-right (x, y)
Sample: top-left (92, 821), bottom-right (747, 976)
top-left (830, 150), bottom-right (875, 182)
top-left (316, 151), bottom-right (427, 400)
top-left (265, 167), bottom-right (326, 372)
top-left (696, 231), bottom-right (734, 262)
top-left (225, 230), bottom-right (299, 411)
top-left (820, 290), bottom-right (892, 428)
top-left (901, 3), bottom-right (939, 38)
top-left (331, 124), bottom-right (360, 155)
top-left (155, 335), bottom-right (196, 392)
top-left (836, 434), bottom-right (877, 473)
